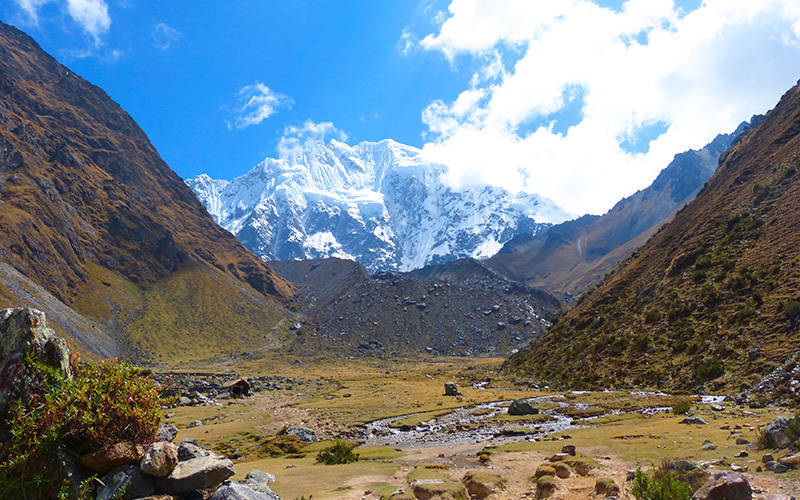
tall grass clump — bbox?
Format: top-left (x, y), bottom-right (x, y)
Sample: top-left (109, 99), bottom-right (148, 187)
top-left (629, 468), bottom-right (691, 500)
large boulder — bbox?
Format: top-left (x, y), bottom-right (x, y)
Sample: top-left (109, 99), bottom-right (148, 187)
top-left (79, 441), bottom-right (145, 473)
top-left (691, 472), bottom-right (752, 500)
top-left (444, 382), bottom-right (461, 396)
top-left (0, 308), bottom-right (71, 414)
top-left (156, 454), bottom-right (235, 493)
top-left (139, 441), bottom-right (178, 477)
top-left (508, 399), bottom-right (539, 416)
top-left (285, 426), bottom-right (316, 443)
top-left (96, 465), bottom-right (155, 500)
top-left (763, 417), bottom-right (793, 448)
top-left (212, 481), bottom-right (281, 500)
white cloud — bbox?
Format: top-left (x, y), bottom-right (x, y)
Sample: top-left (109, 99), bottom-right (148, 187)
top-left (65, 0), bottom-right (110, 46)
top-left (415, 0), bottom-right (800, 215)
top-left (228, 82), bottom-right (292, 130)
top-left (13, 0), bottom-right (110, 46)
top-left (277, 119), bottom-right (348, 158)
top-left (152, 22), bottom-right (181, 50)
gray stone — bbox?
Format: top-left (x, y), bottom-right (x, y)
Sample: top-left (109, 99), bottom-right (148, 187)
top-left (156, 455), bottom-right (235, 494)
top-left (156, 423), bottom-right (179, 442)
top-left (680, 416), bottom-right (709, 425)
top-left (561, 445), bottom-right (576, 456)
top-left (186, 419), bottom-right (203, 428)
top-left (0, 308), bottom-right (72, 414)
top-left (763, 417), bottom-right (792, 448)
top-left (691, 472), bottom-right (751, 500)
top-left (139, 441), bottom-right (178, 477)
top-left (703, 443), bottom-right (717, 450)
top-left (285, 426), bottom-right (317, 443)
top-left (96, 465), bottom-right (155, 500)
top-left (244, 469), bottom-right (277, 492)
top-left (508, 399), bottom-right (539, 416)
top-left (178, 441), bottom-right (212, 461)
top-left (212, 481), bottom-right (281, 500)
top-left (444, 382), bottom-right (461, 396)
top-left (774, 463), bottom-right (789, 473)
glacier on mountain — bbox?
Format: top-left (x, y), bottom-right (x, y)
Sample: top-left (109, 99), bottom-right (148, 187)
top-left (187, 138), bottom-right (572, 272)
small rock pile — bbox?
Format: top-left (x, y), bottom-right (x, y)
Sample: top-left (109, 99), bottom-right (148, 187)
top-left (91, 432), bottom-right (281, 499)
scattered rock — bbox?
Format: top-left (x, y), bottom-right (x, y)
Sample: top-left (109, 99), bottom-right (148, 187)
top-left (285, 426), bottom-right (317, 443)
top-left (669, 460), bottom-right (709, 489)
top-left (156, 455), bottom-right (235, 494)
top-left (691, 472), bottom-right (751, 500)
top-left (711, 404), bottom-right (724, 411)
top-left (703, 443), bottom-right (717, 450)
top-left (508, 399), bottom-right (539, 416)
top-left (186, 420), bottom-right (203, 429)
top-left (730, 464), bottom-right (746, 472)
top-left (554, 463), bottom-right (570, 479)
top-left (140, 442), bottom-right (179, 477)
top-left (735, 451), bottom-right (749, 458)
top-left (735, 437), bottom-right (750, 445)
top-left (778, 453), bottom-right (800, 469)
top-left (561, 445), bottom-right (576, 456)
top-left (626, 470), bottom-right (636, 481)
top-left (444, 382), bottom-right (461, 396)
top-left (680, 416), bottom-right (708, 425)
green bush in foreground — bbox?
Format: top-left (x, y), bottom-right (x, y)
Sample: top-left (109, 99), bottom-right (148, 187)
top-left (629, 469), bottom-right (691, 500)
top-left (0, 354), bottom-right (164, 499)
top-left (316, 441), bottom-right (360, 465)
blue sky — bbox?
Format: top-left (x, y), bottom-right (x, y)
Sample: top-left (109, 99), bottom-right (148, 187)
top-left (3, 0), bottom-right (800, 214)
top-left (2, 1), bottom-right (471, 181)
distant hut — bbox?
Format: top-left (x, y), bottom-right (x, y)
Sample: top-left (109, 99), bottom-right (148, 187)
top-left (221, 377), bottom-right (251, 397)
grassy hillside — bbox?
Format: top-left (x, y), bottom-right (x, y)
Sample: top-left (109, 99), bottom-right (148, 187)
top-left (504, 81), bottom-right (800, 397)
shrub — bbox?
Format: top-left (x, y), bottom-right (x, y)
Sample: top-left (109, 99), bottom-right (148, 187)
top-left (784, 300), bottom-right (800, 322)
top-left (629, 469), bottom-right (691, 500)
top-left (632, 334), bottom-right (650, 353)
top-left (644, 309), bottom-right (660, 324)
top-left (696, 357), bottom-right (725, 381)
top-left (316, 441), bottom-right (359, 465)
top-left (671, 400), bottom-right (692, 415)
top-left (0, 355), bottom-right (164, 498)
top-left (753, 183), bottom-right (773, 204)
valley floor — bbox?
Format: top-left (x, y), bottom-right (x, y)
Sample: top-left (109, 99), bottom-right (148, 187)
top-left (161, 357), bottom-right (800, 499)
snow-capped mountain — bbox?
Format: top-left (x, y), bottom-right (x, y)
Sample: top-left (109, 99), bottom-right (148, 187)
top-left (187, 139), bottom-right (572, 272)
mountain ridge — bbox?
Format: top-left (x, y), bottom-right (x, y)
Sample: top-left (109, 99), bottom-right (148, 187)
top-left (187, 138), bottom-right (572, 273)
top-left (503, 80), bottom-right (800, 398)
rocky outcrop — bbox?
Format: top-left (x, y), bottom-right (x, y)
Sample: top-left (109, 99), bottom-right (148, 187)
top-left (508, 399), bottom-right (539, 416)
top-left (0, 307), bottom-right (71, 414)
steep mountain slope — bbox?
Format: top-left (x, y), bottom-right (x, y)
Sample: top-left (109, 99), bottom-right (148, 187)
top-left (487, 121), bottom-right (760, 300)
top-left (271, 258), bottom-right (562, 357)
top-left (504, 81), bottom-right (800, 397)
top-left (0, 22), bottom-right (293, 359)
top-left (187, 139), bottom-right (572, 273)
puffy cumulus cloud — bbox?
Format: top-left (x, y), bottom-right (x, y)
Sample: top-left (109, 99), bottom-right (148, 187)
top-left (416, 0), bottom-right (800, 215)
top-left (152, 22), bottom-right (182, 50)
top-left (277, 120), bottom-right (348, 158)
top-left (13, 0), bottom-right (110, 46)
top-left (228, 82), bottom-right (292, 130)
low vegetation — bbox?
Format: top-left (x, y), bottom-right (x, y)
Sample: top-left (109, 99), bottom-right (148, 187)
top-left (316, 441), bottom-right (360, 465)
top-left (0, 353), bottom-right (164, 498)
top-left (629, 468), bottom-right (691, 500)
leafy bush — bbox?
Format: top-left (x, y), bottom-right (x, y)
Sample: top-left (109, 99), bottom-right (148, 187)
top-left (629, 469), bottom-right (691, 500)
top-left (671, 400), bottom-right (691, 415)
top-left (632, 334), bottom-right (650, 353)
top-left (644, 309), bottom-right (660, 324)
top-left (753, 183), bottom-right (773, 204)
top-left (316, 441), bottom-right (360, 465)
top-left (783, 300), bottom-right (800, 322)
top-left (696, 357), bottom-right (725, 381)
top-left (0, 355), bottom-right (164, 498)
